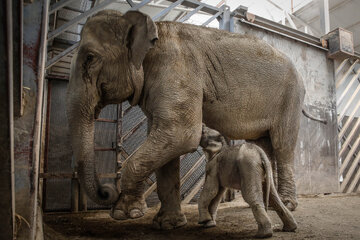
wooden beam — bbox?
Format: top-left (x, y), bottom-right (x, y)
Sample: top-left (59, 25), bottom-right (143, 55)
top-left (338, 99), bottom-right (360, 139)
top-left (337, 68), bottom-right (360, 106)
top-left (339, 136), bottom-right (360, 175)
top-left (182, 176), bottom-right (205, 204)
top-left (339, 118), bottom-right (360, 157)
top-left (346, 163), bottom-right (360, 193)
top-left (341, 153), bottom-right (360, 192)
top-left (336, 59), bottom-right (359, 89)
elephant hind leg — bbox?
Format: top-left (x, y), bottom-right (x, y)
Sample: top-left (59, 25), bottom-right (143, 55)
top-left (240, 160), bottom-right (272, 238)
top-left (270, 110), bottom-right (300, 211)
top-left (152, 156), bottom-right (187, 230)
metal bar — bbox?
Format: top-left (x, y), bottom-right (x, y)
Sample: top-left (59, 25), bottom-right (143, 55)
top-left (339, 118), bottom-right (360, 157)
top-left (337, 76), bottom-right (360, 120)
top-left (182, 176), bottom-right (205, 204)
top-left (178, 4), bottom-right (204, 22)
top-left (284, 11), bottom-right (297, 29)
top-left (319, 0), bottom-right (330, 35)
top-left (338, 99), bottom-right (360, 139)
top-left (152, 0), bottom-right (184, 21)
top-left (266, 0), bottom-right (320, 35)
top-left (48, 0), bottom-right (117, 41)
top-left (42, 79), bottom-right (52, 212)
top-left (339, 136), bottom-right (360, 175)
top-left (233, 8), bottom-right (323, 47)
top-left (180, 155), bottom-right (205, 185)
top-left (121, 117), bottom-right (147, 141)
top-left (8, 0), bottom-right (16, 234)
top-left (336, 59), bottom-right (359, 89)
top-left (1, 0), bottom-right (16, 238)
top-left (169, 0), bottom-right (222, 15)
top-left (122, 105), bottom-right (133, 116)
top-left (346, 163), bottom-right (360, 193)
top-left (238, 18), bottom-right (328, 51)
top-left (202, 9), bottom-right (223, 26)
top-left (31, 0), bottom-right (50, 239)
top-left (126, 0), bottom-right (135, 7)
top-left (341, 153), bottom-right (360, 192)
top-left (96, 118), bottom-right (117, 123)
top-left (63, 6), bottom-right (85, 14)
top-left (335, 58), bottom-right (349, 77)
top-left (49, 0), bottom-right (77, 14)
top-left (131, 0), bottom-right (153, 11)
top-left (46, 42), bottom-right (79, 69)
top-left (144, 182), bottom-right (157, 198)
top-left (337, 68), bottom-right (360, 105)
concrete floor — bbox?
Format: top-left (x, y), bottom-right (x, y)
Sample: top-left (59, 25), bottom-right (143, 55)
top-left (44, 193), bottom-right (360, 240)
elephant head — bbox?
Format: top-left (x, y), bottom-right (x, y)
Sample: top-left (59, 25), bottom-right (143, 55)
top-left (66, 10), bottom-right (158, 206)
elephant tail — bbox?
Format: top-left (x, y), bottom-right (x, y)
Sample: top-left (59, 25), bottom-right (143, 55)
top-left (259, 148), bottom-right (272, 212)
top-left (302, 109), bottom-right (327, 124)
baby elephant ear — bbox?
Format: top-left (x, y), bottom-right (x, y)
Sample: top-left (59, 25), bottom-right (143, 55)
top-left (124, 11), bottom-right (158, 69)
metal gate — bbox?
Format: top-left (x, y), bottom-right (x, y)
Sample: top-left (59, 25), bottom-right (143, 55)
top-left (336, 58), bottom-right (360, 193)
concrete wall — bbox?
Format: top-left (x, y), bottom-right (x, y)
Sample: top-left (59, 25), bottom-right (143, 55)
top-left (14, 0), bottom-right (44, 238)
top-left (233, 20), bottom-right (339, 194)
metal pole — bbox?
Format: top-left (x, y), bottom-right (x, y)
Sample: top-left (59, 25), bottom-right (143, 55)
top-left (31, 0), bottom-right (49, 239)
top-left (319, 0), bottom-right (330, 35)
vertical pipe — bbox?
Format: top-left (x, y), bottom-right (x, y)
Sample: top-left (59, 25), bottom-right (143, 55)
top-left (42, 80), bottom-right (52, 211)
top-left (319, 0), bottom-right (330, 35)
top-left (31, 0), bottom-right (49, 239)
top-left (6, 0), bottom-right (16, 237)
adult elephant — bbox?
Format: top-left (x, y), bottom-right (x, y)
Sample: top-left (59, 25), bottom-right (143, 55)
top-left (66, 10), bottom-right (318, 229)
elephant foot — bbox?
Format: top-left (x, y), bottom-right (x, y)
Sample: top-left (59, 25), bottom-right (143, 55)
top-left (200, 220), bottom-right (216, 228)
top-left (255, 224), bottom-right (273, 238)
top-left (110, 193), bottom-right (147, 220)
top-left (152, 210), bottom-right (187, 230)
top-left (282, 221), bottom-right (297, 232)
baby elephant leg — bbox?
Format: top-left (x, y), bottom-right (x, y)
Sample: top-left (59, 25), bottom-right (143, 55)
top-left (241, 165), bottom-right (273, 238)
top-left (198, 168), bottom-right (220, 227)
top-left (204, 187), bottom-right (226, 228)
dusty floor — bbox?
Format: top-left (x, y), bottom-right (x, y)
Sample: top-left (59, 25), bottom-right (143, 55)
top-left (44, 193), bottom-right (360, 240)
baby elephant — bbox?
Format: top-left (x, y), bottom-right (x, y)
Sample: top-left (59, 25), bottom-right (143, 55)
top-left (198, 125), bottom-right (297, 238)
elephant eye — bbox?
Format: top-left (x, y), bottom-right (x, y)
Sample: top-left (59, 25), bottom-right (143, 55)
top-left (87, 54), bottom-right (94, 62)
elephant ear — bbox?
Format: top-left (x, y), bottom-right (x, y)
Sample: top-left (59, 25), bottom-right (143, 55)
top-left (124, 11), bottom-right (158, 70)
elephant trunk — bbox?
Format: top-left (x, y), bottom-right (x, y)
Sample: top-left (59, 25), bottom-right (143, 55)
top-left (66, 97), bottom-right (119, 206)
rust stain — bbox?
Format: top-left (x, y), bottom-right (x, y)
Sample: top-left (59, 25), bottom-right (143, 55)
top-left (23, 32), bottom-right (41, 74)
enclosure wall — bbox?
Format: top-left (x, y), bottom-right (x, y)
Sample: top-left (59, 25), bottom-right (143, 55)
top-left (234, 19), bottom-right (339, 194)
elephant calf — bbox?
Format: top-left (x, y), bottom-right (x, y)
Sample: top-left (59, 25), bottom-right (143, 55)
top-left (198, 125), bottom-right (297, 238)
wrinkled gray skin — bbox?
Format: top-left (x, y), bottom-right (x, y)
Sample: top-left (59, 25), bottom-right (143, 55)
top-left (67, 9), bottom-right (306, 229)
top-left (198, 125), bottom-right (297, 238)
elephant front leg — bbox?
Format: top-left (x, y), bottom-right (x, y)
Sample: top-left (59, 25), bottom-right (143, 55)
top-left (198, 168), bottom-right (220, 228)
top-left (152, 156), bottom-right (187, 230)
top-left (111, 124), bottom-right (201, 223)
